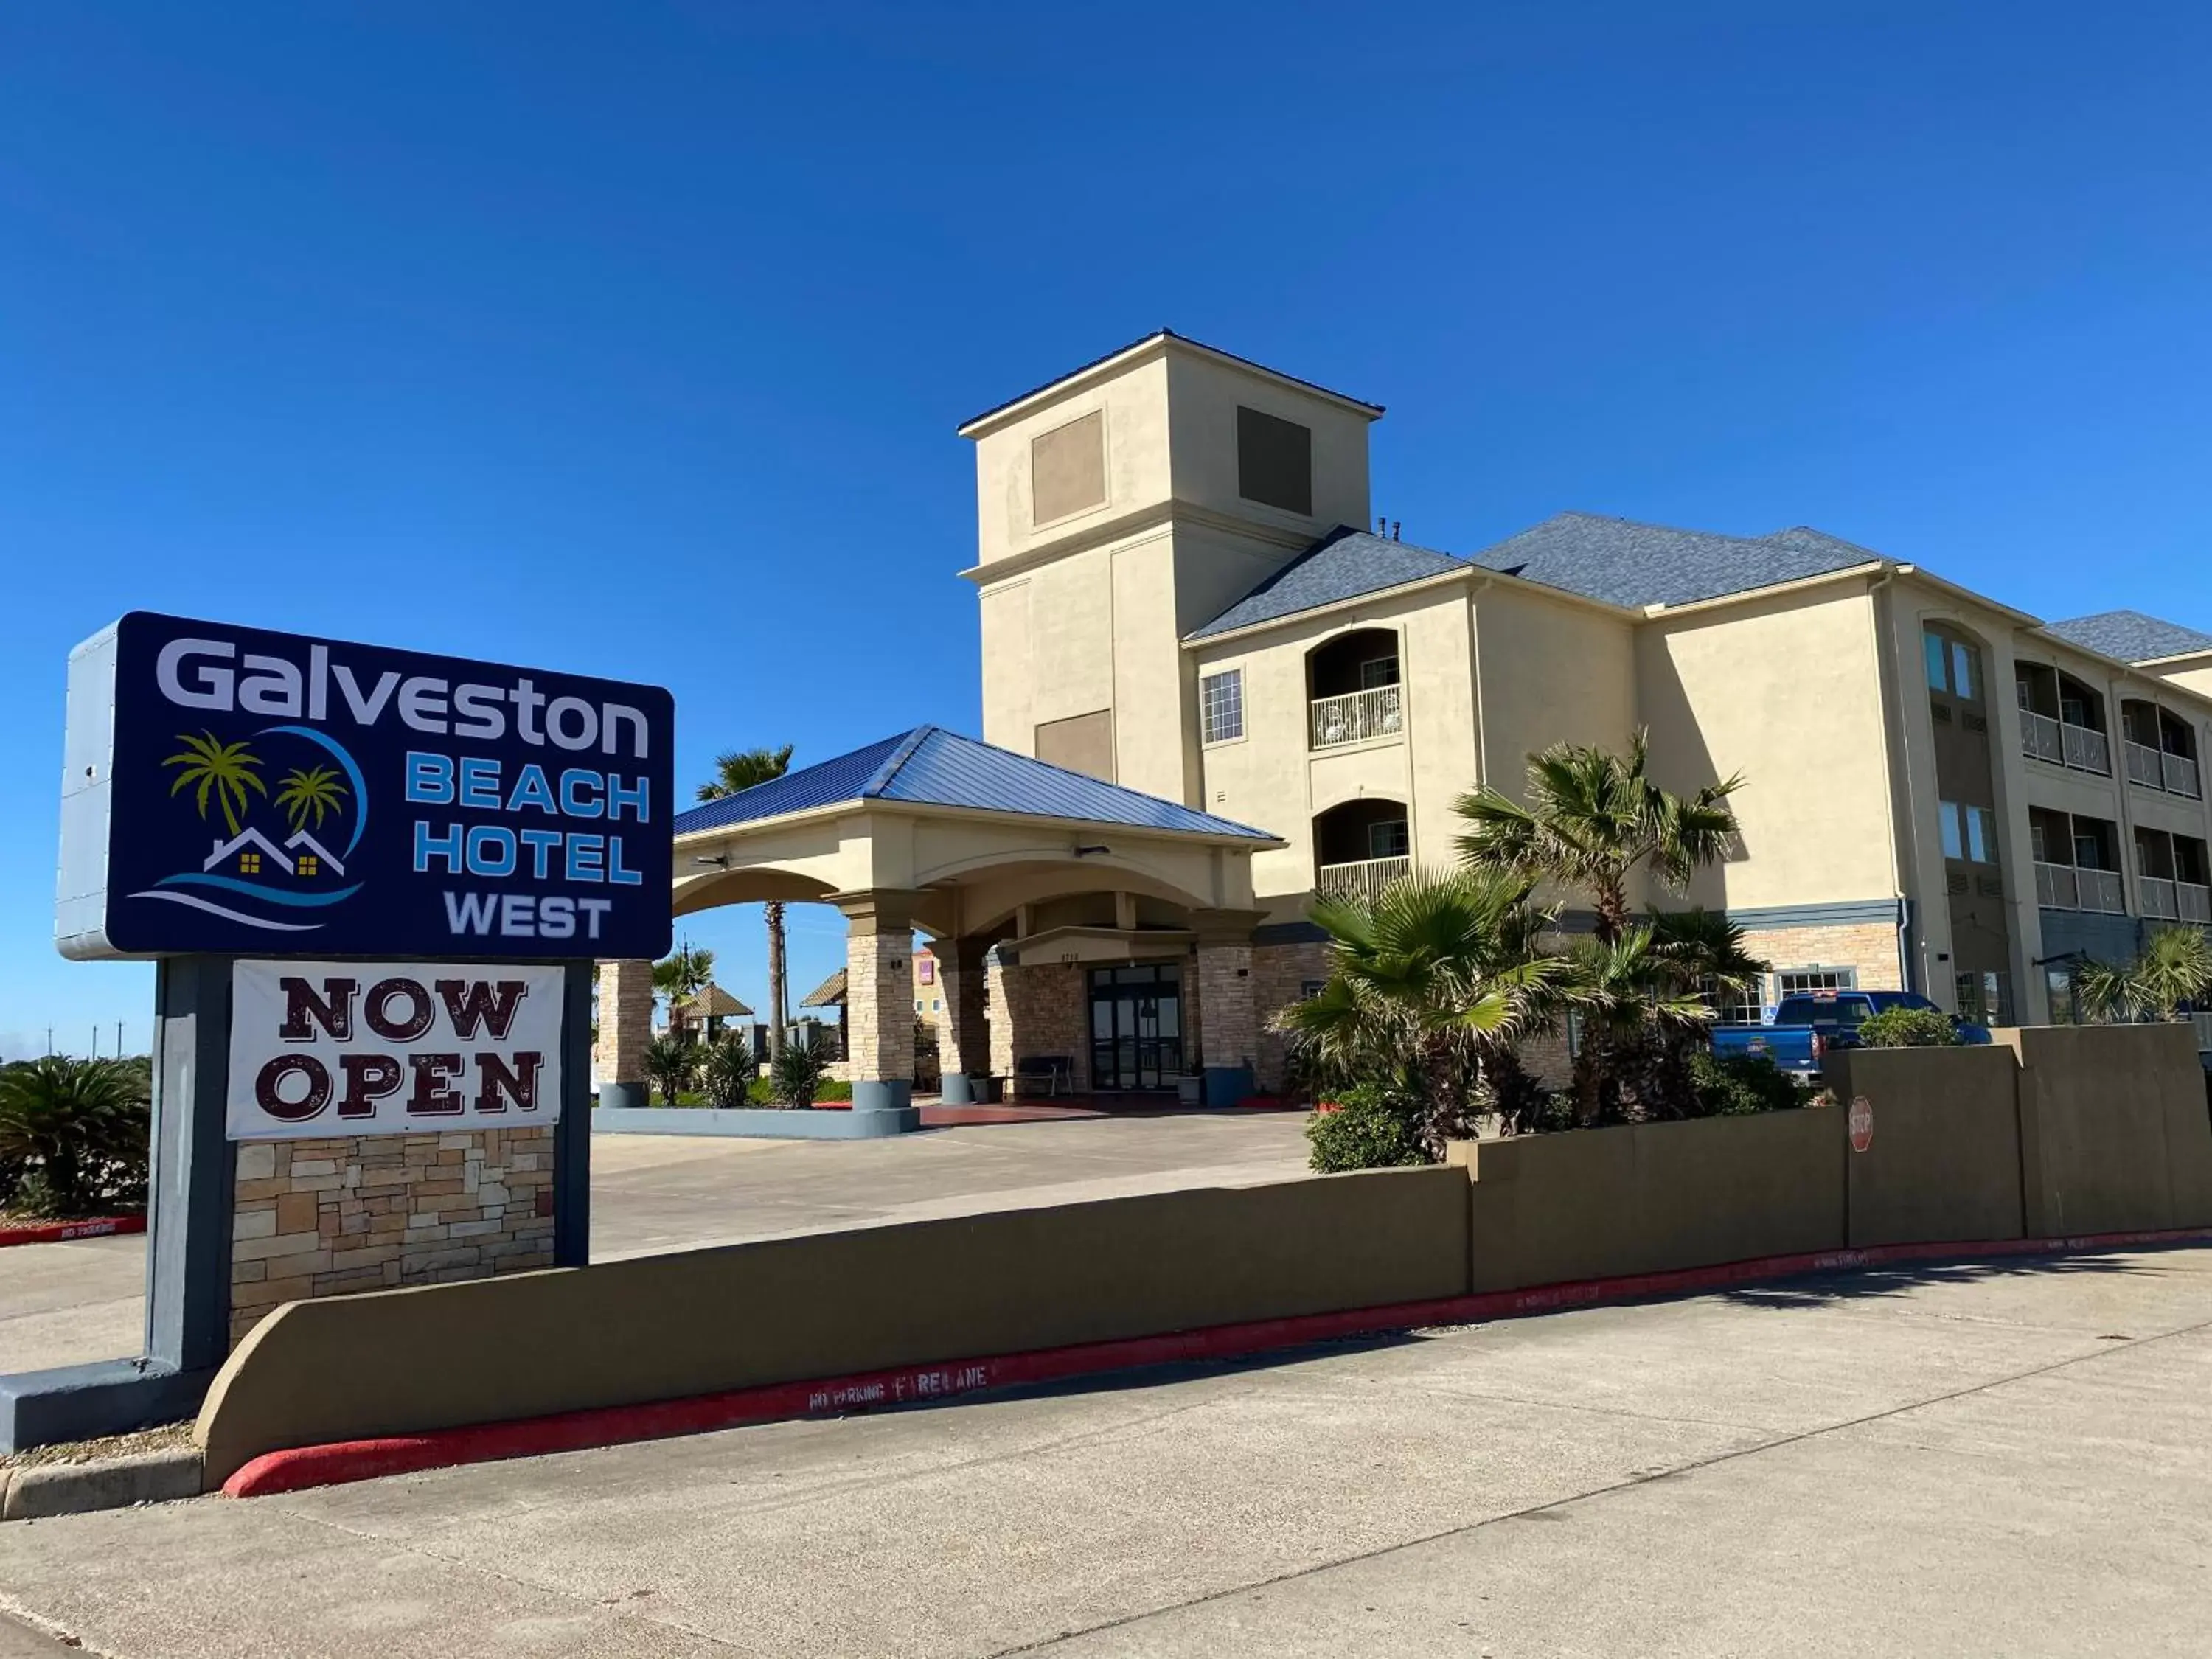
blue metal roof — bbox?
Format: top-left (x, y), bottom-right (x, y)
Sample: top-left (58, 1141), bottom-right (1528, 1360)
top-left (675, 726), bottom-right (1275, 841)
top-left (2043, 610), bottom-right (2212, 664)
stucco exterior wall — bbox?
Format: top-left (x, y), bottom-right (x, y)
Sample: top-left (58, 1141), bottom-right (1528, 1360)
top-left (1640, 585), bottom-right (1896, 913)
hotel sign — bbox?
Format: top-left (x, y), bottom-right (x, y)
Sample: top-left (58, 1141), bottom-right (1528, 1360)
top-left (56, 613), bottom-right (674, 961)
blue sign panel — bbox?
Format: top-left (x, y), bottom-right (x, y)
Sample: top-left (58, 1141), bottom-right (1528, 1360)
top-left (57, 612), bottom-right (674, 961)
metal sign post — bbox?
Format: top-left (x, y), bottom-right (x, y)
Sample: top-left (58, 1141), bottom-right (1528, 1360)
top-left (1, 613), bottom-right (672, 1452)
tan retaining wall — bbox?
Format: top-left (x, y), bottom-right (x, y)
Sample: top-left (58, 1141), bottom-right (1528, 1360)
top-left (1997, 1024), bottom-right (2212, 1236)
top-left (1824, 1046), bottom-right (2024, 1248)
top-left (198, 1165), bottom-right (1470, 1482)
top-left (1452, 1108), bottom-right (1843, 1293)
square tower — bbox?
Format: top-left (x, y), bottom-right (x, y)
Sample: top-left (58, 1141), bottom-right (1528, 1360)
top-left (959, 331), bottom-right (1380, 805)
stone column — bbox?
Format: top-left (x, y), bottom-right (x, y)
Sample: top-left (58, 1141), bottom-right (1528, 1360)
top-left (936, 937), bottom-right (993, 1103)
top-left (594, 959), bottom-right (653, 1110)
top-left (840, 893), bottom-right (919, 1122)
top-left (1194, 910), bottom-right (1264, 1107)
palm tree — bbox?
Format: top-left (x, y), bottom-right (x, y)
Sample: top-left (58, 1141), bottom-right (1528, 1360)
top-left (2075, 926), bottom-right (2212, 1024)
top-left (1454, 729), bottom-right (1742, 945)
top-left (653, 942), bottom-right (716, 1032)
top-left (696, 745), bottom-right (796, 1059)
top-left (1646, 906), bottom-right (1770, 1016)
top-left (164, 731), bottom-right (267, 838)
top-left (1273, 869), bottom-right (1565, 1151)
top-left (643, 1034), bottom-right (698, 1108)
top-left (275, 765), bottom-right (348, 835)
top-left (1555, 925), bottom-right (1722, 1124)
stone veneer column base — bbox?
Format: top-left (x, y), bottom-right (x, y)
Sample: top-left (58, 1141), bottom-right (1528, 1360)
top-left (229, 1126), bottom-right (556, 1348)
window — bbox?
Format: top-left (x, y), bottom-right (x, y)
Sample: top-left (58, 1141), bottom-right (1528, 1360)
top-left (2045, 967), bottom-right (2080, 1026)
top-left (1236, 406), bottom-right (1312, 515)
top-left (296, 855), bottom-right (319, 877)
top-left (238, 851), bottom-right (262, 874)
top-left (1924, 627), bottom-right (1982, 701)
top-left (1940, 801), bottom-right (1999, 863)
top-left (1200, 669), bottom-right (1245, 744)
top-left (1366, 819), bottom-right (1410, 860)
top-left (1708, 977), bottom-right (1767, 1026)
top-left (1357, 655), bottom-right (1401, 690)
top-left (1955, 971), bottom-right (2013, 1026)
top-left (1777, 967), bottom-right (1857, 998)
top-left (1951, 641), bottom-right (1978, 702)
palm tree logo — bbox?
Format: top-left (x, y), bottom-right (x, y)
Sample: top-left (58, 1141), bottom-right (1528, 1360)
top-left (163, 731), bottom-right (267, 838)
top-left (276, 765), bottom-right (348, 835)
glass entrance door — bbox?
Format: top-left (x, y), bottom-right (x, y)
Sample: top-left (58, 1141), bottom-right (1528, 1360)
top-left (1088, 963), bottom-right (1183, 1091)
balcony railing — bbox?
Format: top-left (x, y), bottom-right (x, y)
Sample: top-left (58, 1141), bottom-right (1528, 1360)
top-left (2182, 883), bottom-right (2212, 925)
top-left (2035, 861), bottom-right (2126, 914)
top-left (2194, 1012), bottom-right (2212, 1054)
top-left (2165, 751), bottom-right (2202, 799)
top-left (2142, 875), bottom-right (2178, 920)
top-left (1310, 685), bottom-right (1404, 750)
top-left (2020, 709), bottom-right (2062, 765)
top-left (2059, 721), bottom-right (2110, 775)
top-left (1317, 855), bottom-right (1411, 902)
top-left (2126, 740), bottom-right (2166, 790)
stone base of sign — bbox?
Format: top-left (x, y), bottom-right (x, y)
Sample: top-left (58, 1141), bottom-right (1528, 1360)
top-left (591, 1106), bottom-right (921, 1141)
top-left (229, 1127), bottom-right (557, 1348)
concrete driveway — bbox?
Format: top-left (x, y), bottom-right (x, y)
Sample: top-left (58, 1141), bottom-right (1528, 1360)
top-left (3, 1244), bottom-right (2209, 1656)
top-left (0, 1113), bottom-right (1312, 1373)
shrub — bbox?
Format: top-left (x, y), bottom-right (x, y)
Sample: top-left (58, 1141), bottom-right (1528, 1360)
top-left (644, 1034), bottom-right (698, 1107)
top-left (0, 1056), bottom-right (151, 1217)
top-left (1856, 1005), bottom-right (1958, 1048)
top-left (1688, 1049), bottom-right (1806, 1116)
top-left (1305, 1083), bottom-right (1431, 1172)
top-left (769, 1041), bottom-right (831, 1109)
top-left (699, 1035), bottom-right (755, 1108)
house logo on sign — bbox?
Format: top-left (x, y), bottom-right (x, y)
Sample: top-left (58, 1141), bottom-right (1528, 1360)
top-left (146, 725), bottom-right (368, 935)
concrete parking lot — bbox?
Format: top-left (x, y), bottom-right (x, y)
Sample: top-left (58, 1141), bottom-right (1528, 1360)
top-left (0, 1113), bottom-right (1312, 1374)
top-left (4, 1242), bottom-right (2210, 1656)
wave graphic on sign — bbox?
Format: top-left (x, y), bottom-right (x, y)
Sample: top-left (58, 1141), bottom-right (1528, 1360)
top-left (127, 891), bottom-right (327, 931)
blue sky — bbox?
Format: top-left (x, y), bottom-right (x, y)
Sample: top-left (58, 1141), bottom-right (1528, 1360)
top-left (4, 2), bottom-right (2209, 1056)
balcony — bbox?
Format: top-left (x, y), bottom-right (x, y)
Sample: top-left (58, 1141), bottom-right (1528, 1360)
top-left (2142, 877), bottom-right (2211, 922)
top-left (1310, 686), bottom-right (1404, 750)
top-left (2167, 752), bottom-right (2202, 799)
top-left (2035, 861), bottom-right (2126, 914)
top-left (2020, 710), bottom-right (2110, 775)
top-left (2123, 740), bottom-right (2204, 801)
top-left (1316, 855), bottom-right (1411, 902)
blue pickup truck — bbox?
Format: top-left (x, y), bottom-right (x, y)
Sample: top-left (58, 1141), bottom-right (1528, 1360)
top-left (1711, 991), bottom-right (1992, 1080)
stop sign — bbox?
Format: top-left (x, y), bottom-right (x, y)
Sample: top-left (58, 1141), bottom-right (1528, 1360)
top-left (1848, 1095), bottom-right (1874, 1153)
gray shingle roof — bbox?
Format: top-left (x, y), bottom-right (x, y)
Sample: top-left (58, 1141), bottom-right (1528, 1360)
top-left (1186, 526), bottom-right (1467, 639)
top-left (1465, 513), bottom-right (1880, 610)
top-left (1188, 513), bottom-right (1891, 640)
top-left (2042, 610), bottom-right (2212, 664)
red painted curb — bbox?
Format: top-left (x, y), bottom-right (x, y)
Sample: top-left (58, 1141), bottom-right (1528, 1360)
top-left (0, 1214), bottom-right (146, 1248)
top-left (223, 1222), bottom-right (2212, 1500)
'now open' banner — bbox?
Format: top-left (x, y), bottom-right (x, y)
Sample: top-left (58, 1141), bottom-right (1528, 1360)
top-left (227, 959), bottom-right (565, 1141)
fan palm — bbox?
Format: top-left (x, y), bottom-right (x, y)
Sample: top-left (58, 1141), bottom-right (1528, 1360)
top-left (1645, 906), bottom-right (1769, 1009)
top-left (1454, 729), bottom-right (1742, 945)
top-left (1273, 868), bottom-right (1566, 1150)
top-left (695, 744), bottom-right (797, 1059)
top-left (275, 765), bottom-right (348, 835)
top-left (2074, 926), bottom-right (2212, 1023)
top-left (653, 943), bottom-right (717, 1016)
top-left (644, 1034), bottom-right (698, 1107)
top-left (164, 731), bottom-right (267, 838)
top-left (1556, 925), bottom-right (1720, 1124)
